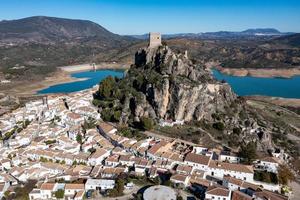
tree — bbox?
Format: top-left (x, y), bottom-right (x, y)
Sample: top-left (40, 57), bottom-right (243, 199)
top-left (238, 142), bottom-right (257, 164)
top-left (177, 196), bottom-right (183, 200)
top-left (113, 110), bottom-right (121, 122)
top-left (278, 165), bottom-right (295, 185)
top-left (76, 134), bottom-right (83, 144)
top-left (212, 122), bottom-right (225, 131)
top-left (109, 178), bottom-right (125, 197)
top-left (55, 189), bottom-right (65, 199)
top-left (98, 76), bottom-right (116, 98)
top-left (140, 117), bottom-right (154, 130)
top-left (233, 127), bottom-right (241, 135)
top-left (116, 178), bottom-right (125, 194)
top-left (88, 147), bottom-right (96, 154)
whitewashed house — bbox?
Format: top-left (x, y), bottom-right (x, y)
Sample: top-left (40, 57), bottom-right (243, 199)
top-left (184, 153), bottom-right (211, 171)
top-left (255, 157), bottom-right (279, 173)
top-left (208, 161), bottom-right (254, 182)
top-left (219, 151), bottom-right (241, 163)
top-left (88, 148), bottom-right (110, 166)
top-left (85, 179), bottom-right (115, 191)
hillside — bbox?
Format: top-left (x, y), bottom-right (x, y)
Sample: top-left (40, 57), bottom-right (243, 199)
top-left (93, 44), bottom-right (300, 160)
top-left (0, 16), bottom-right (133, 45)
top-left (108, 35), bottom-right (300, 69)
top-left (0, 16), bottom-right (137, 80)
top-left (0, 16), bottom-right (299, 83)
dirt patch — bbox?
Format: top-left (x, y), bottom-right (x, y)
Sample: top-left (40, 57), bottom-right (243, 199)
top-left (216, 66), bottom-right (300, 78)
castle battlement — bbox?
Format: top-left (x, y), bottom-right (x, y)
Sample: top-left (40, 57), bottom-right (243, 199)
top-left (149, 32), bottom-right (161, 48)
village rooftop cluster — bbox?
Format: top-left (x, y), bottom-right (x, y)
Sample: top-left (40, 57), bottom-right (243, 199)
top-left (0, 86), bottom-right (291, 200)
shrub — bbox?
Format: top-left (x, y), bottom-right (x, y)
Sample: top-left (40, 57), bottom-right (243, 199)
top-left (238, 142), bottom-right (257, 164)
top-left (55, 189), bottom-right (65, 199)
top-left (98, 76), bottom-right (116, 98)
top-left (233, 127), bottom-right (241, 135)
top-left (140, 117), bottom-right (154, 130)
top-left (212, 122), bottom-right (225, 131)
top-left (278, 165), bottom-right (295, 185)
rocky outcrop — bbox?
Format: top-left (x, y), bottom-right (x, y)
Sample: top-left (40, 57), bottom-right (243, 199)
top-left (124, 45), bottom-right (237, 122)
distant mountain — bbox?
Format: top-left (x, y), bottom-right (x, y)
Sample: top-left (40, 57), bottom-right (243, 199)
top-left (129, 28), bottom-right (293, 40)
top-left (0, 16), bottom-right (135, 45)
top-left (241, 28), bottom-right (281, 35)
top-left (271, 33), bottom-right (300, 47)
top-left (0, 16), bottom-right (138, 81)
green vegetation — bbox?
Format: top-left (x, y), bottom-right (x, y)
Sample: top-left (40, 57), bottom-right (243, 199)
top-left (13, 180), bottom-right (37, 200)
top-left (118, 126), bottom-right (147, 140)
top-left (108, 178), bottom-right (125, 197)
top-left (140, 117), bottom-right (154, 130)
top-left (44, 140), bottom-right (56, 145)
top-left (76, 134), bottom-right (83, 144)
top-left (54, 189), bottom-right (65, 199)
top-left (82, 117), bottom-right (97, 130)
top-left (254, 171), bottom-right (278, 184)
top-left (212, 122), bottom-right (225, 131)
top-left (238, 142), bottom-right (257, 164)
top-left (98, 76), bottom-right (116, 99)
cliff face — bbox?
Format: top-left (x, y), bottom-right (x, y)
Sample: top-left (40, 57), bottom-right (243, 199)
top-left (123, 45), bottom-right (236, 122)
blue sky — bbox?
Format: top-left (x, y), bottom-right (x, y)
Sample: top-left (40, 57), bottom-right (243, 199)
top-left (0, 0), bottom-right (299, 34)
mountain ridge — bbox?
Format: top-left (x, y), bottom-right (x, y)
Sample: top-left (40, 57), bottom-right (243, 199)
top-left (0, 16), bottom-right (136, 45)
top-left (129, 28), bottom-right (294, 40)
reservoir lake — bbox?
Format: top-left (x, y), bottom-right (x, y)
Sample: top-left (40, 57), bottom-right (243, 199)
top-left (37, 69), bottom-right (124, 94)
top-left (212, 69), bottom-right (300, 98)
top-left (38, 69), bottom-right (300, 99)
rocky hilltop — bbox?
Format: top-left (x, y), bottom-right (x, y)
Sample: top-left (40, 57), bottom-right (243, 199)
top-left (132, 46), bottom-right (236, 122)
top-left (94, 44), bottom-right (236, 123)
top-left (94, 43), bottom-right (300, 161)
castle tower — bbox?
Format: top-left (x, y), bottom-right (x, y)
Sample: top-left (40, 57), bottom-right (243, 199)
top-left (149, 32), bottom-right (162, 48)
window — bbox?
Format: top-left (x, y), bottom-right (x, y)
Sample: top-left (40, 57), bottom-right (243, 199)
top-left (244, 177), bottom-right (246, 180)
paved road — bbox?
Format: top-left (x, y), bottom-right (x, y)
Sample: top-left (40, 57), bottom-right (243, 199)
top-left (90, 185), bottom-right (140, 200)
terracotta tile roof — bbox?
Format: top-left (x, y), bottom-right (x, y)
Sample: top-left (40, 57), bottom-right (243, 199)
top-left (147, 143), bottom-right (162, 155)
top-left (185, 153), bottom-right (210, 165)
top-left (67, 112), bottom-right (82, 120)
top-left (206, 186), bottom-right (230, 197)
top-left (106, 155), bottom-right (119, 163)
top-left (190, 178), bottom-right (211, 187)
top-left (90, 148), bottom-right (107, 159)
top-left (40, 183), bottom-right (55, 190)
top-left (209, 160), bottom-right (254, 173)
top-left (224, 175), bottom-right (261, 191)
top-left (232, 190), bottom-right (252, 200)
top-left (170, 174), bottom-right (188, 182)
top-left (98, 122), bottom-right (115, 133)
top-left (176, 164), bottom-right (193, 174)
top-left (74, 190), bottom-right (85, 198)
top-left (65, 183), bottom-right (84, 190)
top-left (255, 190), bottom-right (288, 200)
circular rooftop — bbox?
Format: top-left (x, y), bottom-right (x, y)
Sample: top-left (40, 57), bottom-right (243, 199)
top-left (143, 185), bottom-right (176, 200)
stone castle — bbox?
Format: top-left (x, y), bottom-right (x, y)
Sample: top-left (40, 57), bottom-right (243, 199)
top-left (149, 32), bottom-right (161, 48)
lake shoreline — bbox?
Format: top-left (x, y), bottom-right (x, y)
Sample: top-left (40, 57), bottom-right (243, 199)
top-left (3, 63), bottom-right (128, 96)
top-left (59, 62), bottom-right (130, 73)
top-left (3, 70), bottom-right (87, 96)
top-left (215, 66), bottom-right (300, 78)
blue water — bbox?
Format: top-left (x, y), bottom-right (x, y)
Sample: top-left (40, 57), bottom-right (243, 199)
top-left (212, 69), bottom-right (300, 98)
top-left (38, 68), bottom-right (300, 99)
top-left (37, 69), bottom-right (124, 94)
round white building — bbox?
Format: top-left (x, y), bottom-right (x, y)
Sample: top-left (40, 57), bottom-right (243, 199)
top-left (143, 185), bottom-right (176, 200)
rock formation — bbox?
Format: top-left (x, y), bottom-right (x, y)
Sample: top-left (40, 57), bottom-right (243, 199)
top-left (121, 45), bottom-right (237, 122)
